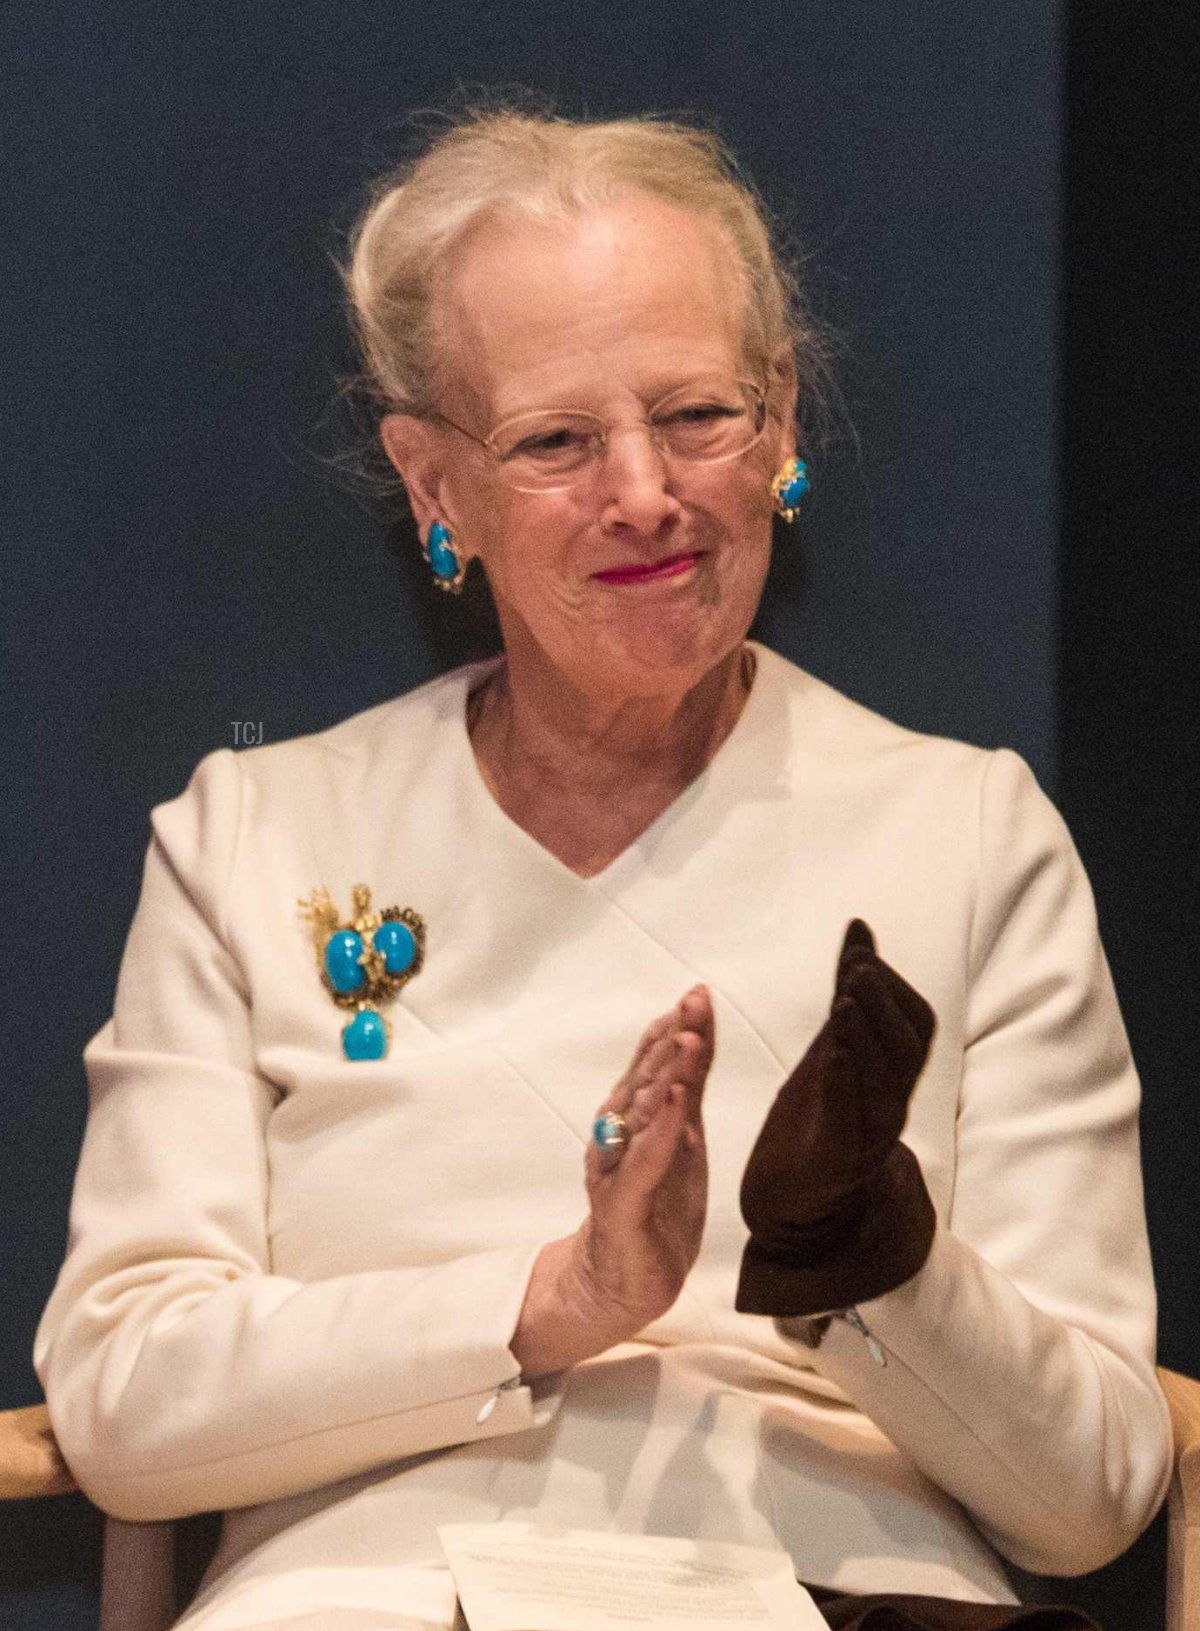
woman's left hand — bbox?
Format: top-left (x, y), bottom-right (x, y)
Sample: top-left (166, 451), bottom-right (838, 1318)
top-left (736, 919), bottom-right (938, 1317)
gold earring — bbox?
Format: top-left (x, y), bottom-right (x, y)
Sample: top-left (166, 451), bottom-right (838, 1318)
top-left (423, 521), bottom-right (466, 594)
top-left (771, 457), bottom-right (811, 523)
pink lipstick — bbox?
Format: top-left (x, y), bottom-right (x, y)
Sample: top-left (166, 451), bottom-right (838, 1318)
top-left (592, 551), bottom-right (701, 586)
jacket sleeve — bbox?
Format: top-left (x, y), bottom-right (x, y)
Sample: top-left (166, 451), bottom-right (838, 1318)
top-left (781, 747), bottom-right (1173, 1576)
top-left (34, 749), bottom-right (558, 1521)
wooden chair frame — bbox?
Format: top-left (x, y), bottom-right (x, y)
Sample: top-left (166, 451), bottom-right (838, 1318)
top-left (4, 1367), bottom-right (1200, 1630)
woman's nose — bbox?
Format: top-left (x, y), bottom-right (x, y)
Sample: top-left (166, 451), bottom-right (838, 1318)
top-left (596, 424), bottom-right (682, 533)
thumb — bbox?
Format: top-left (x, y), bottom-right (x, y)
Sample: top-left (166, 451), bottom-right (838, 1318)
top-left (835, 918), bottom-right (876, 998)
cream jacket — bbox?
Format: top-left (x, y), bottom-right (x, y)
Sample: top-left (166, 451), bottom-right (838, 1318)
top-left (35, 645), bottom-right (1172, 1627)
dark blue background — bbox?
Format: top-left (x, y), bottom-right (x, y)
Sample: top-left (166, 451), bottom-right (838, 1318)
top-left (2, 3), bottom-right (1192, 1627)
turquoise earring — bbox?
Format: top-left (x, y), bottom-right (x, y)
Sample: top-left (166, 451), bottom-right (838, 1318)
top-left (424, 520), bottom-right (465, 593)
top-left (771, 458), bottom-right (811, 523)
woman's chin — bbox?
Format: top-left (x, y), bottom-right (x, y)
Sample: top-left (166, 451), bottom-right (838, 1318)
top-left (570, 615), bottom-right (746, 699)
top-left (578, 554), bottom-right (765, 684)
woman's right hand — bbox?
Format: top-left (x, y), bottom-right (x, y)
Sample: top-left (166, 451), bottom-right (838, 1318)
top-left (509, 986), bottom-right (714, 1378)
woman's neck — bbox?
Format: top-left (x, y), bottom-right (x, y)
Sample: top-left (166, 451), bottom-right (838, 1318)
top-left (467, 644), bottom-right (755, 877)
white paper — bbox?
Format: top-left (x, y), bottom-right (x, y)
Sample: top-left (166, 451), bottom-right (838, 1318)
top-left (438, 1523), bottom-right (827, 1631)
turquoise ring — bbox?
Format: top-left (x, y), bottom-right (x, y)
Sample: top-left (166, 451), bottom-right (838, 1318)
top-left (592, 1111), bottom-right (629, 1154)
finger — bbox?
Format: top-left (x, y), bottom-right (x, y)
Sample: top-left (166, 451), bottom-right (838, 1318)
top-left (671, 1030), bottom-right (713, 1132)
top-left (678, 984), bottom-right (714, 1048)
top-left (842, 961), bottom-right (931, 1078)
top-left (588, 1119), bottom-right (628, 1177)
top-left (639, 1024), bottom-right (683, 1085)
top-left (882, 966), bottom-right (936, 1052)
top-left (857, 947), bottom-right (936, 1051)
top-left (636, 990), bottom-right (709, 1098)
top-left (835, 919), bottom-right (876, 996)
top-left (629, 1053), bottom-right (673, 1131)
top-left (592, 1030), bottom-right (684, 1174)
top-left (677, 987), bottom-right (712, 1042)
top-left (602, 1010), bottom-right (679, 1119)
top-left (678, 981), bottom-right (714, 1067)
top-left (634, 987), bottom-right (710, 1102)
top-left (591, 987), bottom-right (710, 1171)
top-left (586, 1076), bottom-right (688, 1214)
top-left (618, 1081), bottom-right (689, 1200)
top-left (622, 1029), bottom-right (681, 1126)
top-left (837, 925), bottom-right (934, 1051)
top-left (817, 1001), bottom-right (895, 1170)
top-left (833, 993), bottom-right (891, 1089)
top-left (673, 1023), bottom-right (712, 1081)
top-left (630, 1009), bottom-right (677, 1077)
top-left (835, 990), bottom-right (918, 1152)
top-left (592, 1046), bottom-right (688, 1187)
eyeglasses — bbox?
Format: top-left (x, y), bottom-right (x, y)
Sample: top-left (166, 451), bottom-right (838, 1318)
top-left (431, 375), bottom-right (768, 493)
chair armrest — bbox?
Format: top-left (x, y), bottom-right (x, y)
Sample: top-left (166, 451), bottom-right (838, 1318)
top-left (1159, 1365), bottom-right (1200, 1631)
top-left (100, 1518), bottom-right (178, 1631)
top-left (8, 1374), bottom-right (1197, 1626)
top-left (0, 1403), bottom-right (77, 1500)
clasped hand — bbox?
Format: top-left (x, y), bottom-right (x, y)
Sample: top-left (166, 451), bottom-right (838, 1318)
top-left (510, 921), bottom-right (937, 1377)
top-left (510, 987), bottom-right (713, 1377)
top-left (736, 919), bottom-right (937, 1317)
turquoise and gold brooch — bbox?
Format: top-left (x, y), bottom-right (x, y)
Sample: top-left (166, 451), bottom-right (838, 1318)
top-left (298, 884), bottom-right (425, 1060)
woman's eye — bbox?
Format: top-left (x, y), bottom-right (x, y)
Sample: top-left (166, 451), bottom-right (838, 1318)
top-left (511, 429), bottom-right (587, 459)
top-left (660, 403), bottom-right (739, 426)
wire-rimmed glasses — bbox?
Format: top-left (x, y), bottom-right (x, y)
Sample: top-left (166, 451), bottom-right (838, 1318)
top-left (431, 375), bottom-right (768, 493)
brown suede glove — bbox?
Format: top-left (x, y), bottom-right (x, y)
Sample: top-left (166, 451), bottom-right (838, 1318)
top-left (736, 919), bottom-right (938, 1317)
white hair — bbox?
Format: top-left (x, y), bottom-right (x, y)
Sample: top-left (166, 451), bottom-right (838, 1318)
top-left (344, 108), bottom-right (835, 445)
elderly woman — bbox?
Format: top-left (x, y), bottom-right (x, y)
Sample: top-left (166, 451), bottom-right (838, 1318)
top-left (36, 112), bottom-right (1170, 1630)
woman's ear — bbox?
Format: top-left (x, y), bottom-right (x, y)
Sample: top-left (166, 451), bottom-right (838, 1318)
top-left (380, 414), bottom-right (444, 536)
top-left (768, 351), bottom-right (799, 463)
